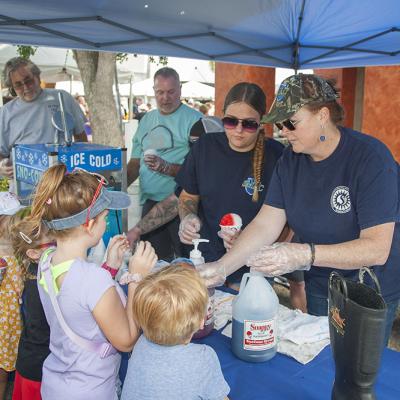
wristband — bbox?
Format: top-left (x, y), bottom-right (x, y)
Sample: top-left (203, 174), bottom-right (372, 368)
top-left (308, 243), bottom-right (315, 266)
top-left (119, 272), bottom-right (143, 285)
top-left (101, 262), bottom-right (118, 278)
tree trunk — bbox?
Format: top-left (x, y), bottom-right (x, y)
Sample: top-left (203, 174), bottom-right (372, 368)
top-left (73, 50), bottom-right (123, 147)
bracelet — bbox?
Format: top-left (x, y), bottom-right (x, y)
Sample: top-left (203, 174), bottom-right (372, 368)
top-left (119, 272), bottom-right (143, 285)
top-left (101, 262), bottom-right (118, 278)
top-left (308, 243), bottom-right (315, 266)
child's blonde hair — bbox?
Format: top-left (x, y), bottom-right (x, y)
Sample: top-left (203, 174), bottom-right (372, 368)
top-left (132, 265), bottom-right (208, 346)
top-left (30, 164), bottom-right (101, 238)
top-left (10, 215), bottom-right (48, 271)
top-left (0, 207), bottom-right (31, 240)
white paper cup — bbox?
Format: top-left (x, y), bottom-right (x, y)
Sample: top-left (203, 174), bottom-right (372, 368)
top-left (144, 149), bottom-right (157, 157)
top-left (219, 225), bottom-right (242, 233)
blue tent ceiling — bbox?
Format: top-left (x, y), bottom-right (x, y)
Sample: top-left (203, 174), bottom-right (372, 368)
top-left (0, 0), bottom-right (400, 69)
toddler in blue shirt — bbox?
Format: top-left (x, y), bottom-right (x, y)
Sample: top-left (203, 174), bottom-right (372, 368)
top-left (121, 264), bottom-right (230, 400)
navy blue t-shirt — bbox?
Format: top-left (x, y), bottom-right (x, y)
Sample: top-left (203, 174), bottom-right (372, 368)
top-left (176, 131), bottom-right (284, 262)
top-left (265, 126), bottom-right (400, 302)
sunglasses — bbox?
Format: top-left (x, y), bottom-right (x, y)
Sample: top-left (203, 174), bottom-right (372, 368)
top-left (275, 119), bottom-right (300, 131)
top-left (70, 168), bottom-right (108, 227)
top-left (222, 117), bottom-right (260, 133)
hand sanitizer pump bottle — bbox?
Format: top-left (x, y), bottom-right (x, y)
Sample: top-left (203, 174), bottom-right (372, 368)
top-left (232, 270), bottom-right (279, 362)
top-left (190, 239), bottom-right (215, 339)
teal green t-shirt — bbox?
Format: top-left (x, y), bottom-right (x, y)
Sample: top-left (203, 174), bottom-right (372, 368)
top-left (131, 103), bottom-right (202, 204)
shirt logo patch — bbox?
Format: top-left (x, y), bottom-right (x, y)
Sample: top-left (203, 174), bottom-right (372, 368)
top-left (330, 186), bottom-right (351, 214)
top-left (242, 177), bottom-right (264, 196)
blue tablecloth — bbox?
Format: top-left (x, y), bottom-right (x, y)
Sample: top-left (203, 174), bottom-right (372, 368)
top-left (195, 330), bottom-right (400, 400)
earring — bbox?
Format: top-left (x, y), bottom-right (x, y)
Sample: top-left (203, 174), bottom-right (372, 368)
top-left (320, 123), bottom-right (326, 142)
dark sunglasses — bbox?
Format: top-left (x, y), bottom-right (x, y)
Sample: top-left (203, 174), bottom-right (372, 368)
top-left (275, 119), bottom-right (299, 131)
top-left (222, 117), bottom-right (260, 133)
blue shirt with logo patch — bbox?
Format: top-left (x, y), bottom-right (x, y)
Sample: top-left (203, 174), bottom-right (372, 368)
top-left (265, 127), bottom-right (400, 302)
top-left (176, 131), bottom-right (284, 262)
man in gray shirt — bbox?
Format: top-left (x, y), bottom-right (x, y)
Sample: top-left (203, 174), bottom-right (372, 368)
top-left (0, 57), bottom-right (87, 177)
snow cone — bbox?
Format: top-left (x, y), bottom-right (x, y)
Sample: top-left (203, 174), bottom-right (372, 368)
top-left (219, 213), bottom-right (242, 233)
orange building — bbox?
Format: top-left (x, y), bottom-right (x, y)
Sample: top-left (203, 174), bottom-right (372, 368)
top-left (215, 63), bottom-right (400, 162)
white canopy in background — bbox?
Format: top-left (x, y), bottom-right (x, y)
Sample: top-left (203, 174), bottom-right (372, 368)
top-left (118, 78), bottom-right (215, 100)
top-left (181, 81), bottom-right (214, 100)
top-left (0, 44), bottom-right (80, 82)
top-left (1, 0), bottom-right (400, 69)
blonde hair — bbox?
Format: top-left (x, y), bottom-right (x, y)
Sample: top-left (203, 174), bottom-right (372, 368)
top-left (30, 164), bottom-right (101, 238)
top-left (10, 215), bottom-right (49, 277)
top-left (132, 265), bottom-right (208, 345)
top-left (1, 208), bottom-right (32, 278)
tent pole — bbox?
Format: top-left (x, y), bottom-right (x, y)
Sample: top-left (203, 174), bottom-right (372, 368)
top-left (128, 75), bottom-right (133, 120)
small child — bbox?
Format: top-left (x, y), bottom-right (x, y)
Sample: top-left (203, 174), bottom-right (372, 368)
top-left (9, 217), bottom-right (54, 400)
top-left (10, 217), bottom-right (134, 400)
top-left (121, 265), bottom-right (230, 400)
top-left (29, 164), bottom-right (157, 400)
top-left (0, 192), bottom-right (26, 400)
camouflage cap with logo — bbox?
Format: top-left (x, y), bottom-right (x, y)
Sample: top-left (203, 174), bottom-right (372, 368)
top-left (262, 74), bottom-right (339, 124)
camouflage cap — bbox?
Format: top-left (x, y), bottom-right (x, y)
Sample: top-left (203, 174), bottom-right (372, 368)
top-left (262, 74), bottom-right (339, 124)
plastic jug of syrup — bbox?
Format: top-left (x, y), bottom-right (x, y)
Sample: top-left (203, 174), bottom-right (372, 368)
top-left (190, 239), bottom-right (215, 339)
top-left (232, 270), bottom-right (279, 362)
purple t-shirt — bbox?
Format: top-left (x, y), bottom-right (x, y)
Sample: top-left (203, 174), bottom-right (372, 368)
top-left (38, 258), bottom-right (121, 400)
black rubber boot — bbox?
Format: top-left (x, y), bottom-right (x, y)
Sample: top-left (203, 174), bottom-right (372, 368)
top-left (328, 269), bottom-right (387, 400)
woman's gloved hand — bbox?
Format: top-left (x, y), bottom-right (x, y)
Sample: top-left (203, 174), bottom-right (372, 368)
top-left (247, 242), bottom-right (312, 276)
top-left (178, 213), bottom-right (201, 244)
top-left (217, 228), bottom-right (241, 251)
top-left (196, 261), bottom-right (227, 288)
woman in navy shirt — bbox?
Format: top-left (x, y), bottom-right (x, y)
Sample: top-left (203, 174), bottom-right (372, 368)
top-left (176, 82), bottom-right (307, 307)
top-left (199, 74), bottom-right (399, 344)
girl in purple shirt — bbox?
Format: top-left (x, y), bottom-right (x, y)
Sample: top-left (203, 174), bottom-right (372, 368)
top-left (29, 164), bottom-right (157, 400)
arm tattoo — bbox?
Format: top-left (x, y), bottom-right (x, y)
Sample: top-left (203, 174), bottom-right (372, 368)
top-left (178, 197), bottom-right (199, 220)
top-left (136, 196), bottom-right (179, 235)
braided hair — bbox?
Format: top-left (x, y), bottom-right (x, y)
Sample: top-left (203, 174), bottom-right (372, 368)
top-left (223, 82), bottom-right (266, 202)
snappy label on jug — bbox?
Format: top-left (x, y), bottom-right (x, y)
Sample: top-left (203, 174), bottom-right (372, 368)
top-left (243, 319), bottom-right (276, 350)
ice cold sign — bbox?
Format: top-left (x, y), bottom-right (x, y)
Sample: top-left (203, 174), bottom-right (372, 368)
top-left (61, 150), bottom-right (122, 172)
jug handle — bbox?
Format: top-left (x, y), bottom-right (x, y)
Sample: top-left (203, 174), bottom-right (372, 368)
top-left (238, 272), bottom-right (251, 294)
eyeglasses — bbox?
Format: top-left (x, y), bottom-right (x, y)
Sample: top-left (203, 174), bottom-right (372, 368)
top-left (222, 117), bottom-right (260, 133)
top-left (12, 76), bottom-right (35, 90)
top-left (275, 119), bottom-right (300, 131)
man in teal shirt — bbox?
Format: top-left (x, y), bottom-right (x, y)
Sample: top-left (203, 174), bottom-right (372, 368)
top-left (127, 67), bottom-right (202, 260)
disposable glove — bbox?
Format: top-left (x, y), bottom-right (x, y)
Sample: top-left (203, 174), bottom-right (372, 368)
top-left (247, 242), bottom-right (312, 277)
top-left (178, 213), bottom-right (201, 244)
top-left (217, 228), bottom-right (241, 251)
top-left (196, 261), bottom-right (228, 288)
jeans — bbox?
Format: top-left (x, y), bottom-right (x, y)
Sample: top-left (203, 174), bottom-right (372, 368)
top-left (306, 290), bottom-right (399, 346)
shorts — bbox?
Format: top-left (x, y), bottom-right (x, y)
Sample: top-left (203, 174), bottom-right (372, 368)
top-left (12, 371), bottom-right (42, 400)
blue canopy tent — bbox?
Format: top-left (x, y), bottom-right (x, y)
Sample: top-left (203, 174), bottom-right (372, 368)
top-left (0, 0), bottom-right (400, 69)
